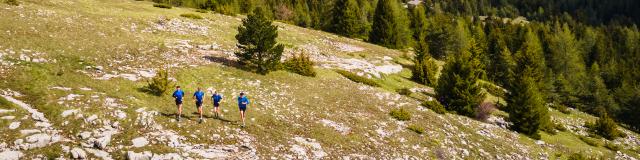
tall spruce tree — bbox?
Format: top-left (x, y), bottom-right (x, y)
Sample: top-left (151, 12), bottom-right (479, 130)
top-left (436, 38), bottom-right (485, 117)
top-left (235, 7), bottom-right (284, 75)
top-left (548, 23), bottom-right (586, 103)
top-left (412, 42), bottom-right (438, 86)
top-left (582, 63), bottom-right (618, 115)
top-left (331, 0), bottom-right (362, 38)
top-left (369, 0), bottom-right (411, 49)
top-left (512, 29), bottom-right (548, 95)
top-left (507, 75), bottom-right (550, 139)
top-left (495, 46), bottom-right (516, 86)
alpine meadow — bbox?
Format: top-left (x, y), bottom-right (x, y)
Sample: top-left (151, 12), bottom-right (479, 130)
top-left (1, 0), bottom-right (640, 159)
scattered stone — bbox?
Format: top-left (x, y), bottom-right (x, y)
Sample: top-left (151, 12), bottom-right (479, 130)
top-left (71, 147), bottom-right (87, 159)
top-left (0, 109), bottom-right (15, 114)
top-left (0, 150), bottom-right (23, 160)
top-left (79, 132), bottom-right (92, 139)
top-left (20, 129), bottom-right (40, 135)
top-left (61, 109), bottom-right (79, 117)
top-left (127, 151), bottom-right (152, 160)
top-left (319, 119), bottom-right (351, 135)
top-left (1, 116), bottom-right (15, 120)
top-left (9, 122), bottom-right (20, 129)
top-left (131, 137), bottom-right (149, 148)
top-left (94, 134), bottom-right (112, 149)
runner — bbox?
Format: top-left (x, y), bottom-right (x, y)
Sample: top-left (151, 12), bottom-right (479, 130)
top-left (193, 87), bottom-right (206, 123)
top-left (237, 92), bottom-right (250, 127)
top-left (211, 90), bottom-right (223, 118)
top-left (172, 86), bottom-right (185, 122)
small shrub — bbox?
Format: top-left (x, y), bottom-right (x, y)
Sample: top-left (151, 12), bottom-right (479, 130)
top-left (554, 123), bottom-right (568, 132)
top-left (475, 102), bottom-right (495, 122)
top-left (195, 9), bottom-right (208, 13)
top-left (604, 142), bottom-right (621, 151)
top-left (551, 103), bottom-right (571, 114)
top-left (588, 113), bottom-right (624, 140)
top-left (480, 82), bottom-right (506, 98)
top-left (145, 69), bottom-right (174, 96)
top-left (567, 152), bottom-right (588, 160)
top-left (180, 13), bottom-right (203, 19)
top-left (390, 108), bottom-right (411, 121)
top-left (578, 136), bottom-right (601, 147)
top-left (153, 3), bottom-right (172, 9)
top-left (407, 125), bottom-right (425, 134)
top-left (283, 53), bottom-right (316, 77)
top-left (396, 88), bottom-right (412, 96)
top-left (335, 69), bottom-right (380, 87)
top-left (423, 100), bottom-right (446, 114)
top-left (5, 0), bottom-right (18, 5)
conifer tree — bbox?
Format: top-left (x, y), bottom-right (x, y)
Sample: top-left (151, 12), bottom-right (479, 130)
top-left (412, 42), bottom-right (438, 86)
top-left (436, 39), bottom-right (485, 117)
top-left (331, 0), bottom-right (362, 38)
top-left (235, 7), bottom-right (284, 75)
top-left (512, 29), bottom-right (548, 95)
top-left (495, 46), bottom-right (516, 87)
top-left (507, 75), bottom-right (550, 139)
top-left (582, 63), bottom-right (618, 115)
top-left (369, 0), bottom-right (411, 49)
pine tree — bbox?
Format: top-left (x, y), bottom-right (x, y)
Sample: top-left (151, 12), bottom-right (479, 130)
top-left (425, 13), bottom-right (453, 59)
top-left (235, 7), bottom-right (284, 75)
top-left (412, 42), bottom-right (438, 86)
top-left (369, 0), bottom-right (411, 49)
top-left (548, 23), bottom-right (587, 104)
top-left (331, 0), bottom-right (362, 38)
top-left (410, 4), bottom-right (428, 46)
top-left (495, 46), bottom-right (516, 87)
top-left (512, 29), bottom-right (548, 96)
top-left (436, 40), bottom-right (485, 117)
top-left (507, 75), bottom-right (550, 139)
top-left (581, 63), bottom-right (618, 115)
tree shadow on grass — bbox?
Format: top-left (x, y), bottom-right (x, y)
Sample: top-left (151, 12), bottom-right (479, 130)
top-left (203, 55), bottom-right (242, 68)
top-left (160, 112), bottom-right (194, 121)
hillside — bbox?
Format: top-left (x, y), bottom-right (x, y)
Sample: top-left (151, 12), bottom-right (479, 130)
top-left (0, 0), bottom-right (639, 159)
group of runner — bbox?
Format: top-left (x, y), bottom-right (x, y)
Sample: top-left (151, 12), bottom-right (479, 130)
top-left (171, 86), bottom-right (250, 127)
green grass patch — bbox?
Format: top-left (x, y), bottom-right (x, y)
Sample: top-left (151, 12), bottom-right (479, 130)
top-left (180, 13), bottom-right (203, 19)
top-left (4, 0), bottom-right (18, 6)
top-left (153, 3), bottom-right (172, 9)
top-left (195, 9), bottom-right (208, 13)
top-left (423, 100), bottom-right (446, 114)
top-left (390, 108), bottom-right (411, 121)
top-left (578, 135), bottom-right (601, 147)
top-left (407, 124), bottom-right (424, 134)
top-left (335, 69), bottom-right (380, 87)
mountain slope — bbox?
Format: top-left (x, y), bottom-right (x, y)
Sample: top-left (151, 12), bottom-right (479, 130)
top-left (0, 0), bottom-right (638, 159)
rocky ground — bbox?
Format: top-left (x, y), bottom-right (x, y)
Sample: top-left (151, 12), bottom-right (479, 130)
top-left (0, 0), bottom-right (639, 159)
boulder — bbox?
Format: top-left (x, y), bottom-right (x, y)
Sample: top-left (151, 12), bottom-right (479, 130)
top-left (71, 147), bottom-right (87, 159)
top-left (131, 137), bottom-right (149, 148)
top-left (94, 135), bottom-right (111, 149)
top-left (0, 151), bottom-right (23, 160)
top-left (127, 151), bottom-right (152, 160)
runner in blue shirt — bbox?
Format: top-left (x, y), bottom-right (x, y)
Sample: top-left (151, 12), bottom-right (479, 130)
top-left (172, 86), bottom-right (185, 122)
top-left (193, 87), bottom-right (206, 123)
top-left (237, 92), bottom-right (250, 127)
top-left (211, 90), bottom-right (224, 119)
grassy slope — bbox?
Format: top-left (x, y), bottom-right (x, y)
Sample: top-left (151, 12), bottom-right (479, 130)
top-left (0, 0), bottom-right (638, 159)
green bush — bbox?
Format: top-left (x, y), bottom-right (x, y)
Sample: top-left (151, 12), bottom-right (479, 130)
top-left (407, 125), bottom-right (424, 134)
top-left (396, 88), bottom-right (412, 96)
top-left (480, 82), bottom-right (506, 98)
top-left (145, 69), bottom-right (174, 96)
top-left (390, 108), bottom-right (411, 121)
top-left (283, 53), bottom-right (316, 77)
top-left (555, 123), bottom-right (568, 132)
top-left (195, 9), bottom-right (208, 13)
top-left (578, 136), bottom-right (601, 147)
top-left (5, 0), bottom-right (18, 5)
top-left (567, 152), bottom-right (588, 160)
top-left (180, 13), bottom-right (203, 19)
top-left (604, 142), bottom-right (621, 151)
top-left (552, 103), bottom-right (572, 114)
top-left (423, 100), bottom-right (446, 114)
top-left (587, 113), bottom-right (624, 140)
top-left (335, 69), bottom-right (380, 87)
top-left (153, 3), bottom-right (172, 9)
